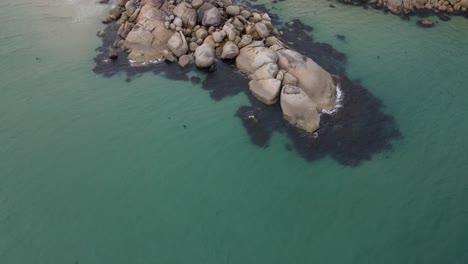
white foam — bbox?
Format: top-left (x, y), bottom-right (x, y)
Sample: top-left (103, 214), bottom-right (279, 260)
top-left (321, 82), bottom-right (343, 115)
top-left (128, 58), bottom-right (165, 67)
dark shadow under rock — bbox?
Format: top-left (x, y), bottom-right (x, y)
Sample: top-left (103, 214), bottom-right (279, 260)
top-left (201, 60), bottom-right (248, 100)
top-left (236, 73), bottom-right (401, 166)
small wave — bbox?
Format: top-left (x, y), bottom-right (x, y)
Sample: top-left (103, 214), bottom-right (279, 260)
top-left (321, 82), bottom-right (343, 115)
top-left (129, 59), bottom-right (164, 67)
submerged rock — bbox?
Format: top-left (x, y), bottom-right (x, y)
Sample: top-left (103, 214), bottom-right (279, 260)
top-left (108, 47), bottom-right (118, 59)
top-left (416, 19), bottom-right (434, 28)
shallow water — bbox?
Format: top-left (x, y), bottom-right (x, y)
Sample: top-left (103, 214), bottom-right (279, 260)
top-left (1, 0), bottom-right (468, 263)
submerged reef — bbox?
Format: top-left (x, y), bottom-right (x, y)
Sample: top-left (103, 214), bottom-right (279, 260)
top-left (94, 0), bottom-right (401, 166)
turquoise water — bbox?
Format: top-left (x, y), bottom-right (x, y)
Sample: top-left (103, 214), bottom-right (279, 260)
top-left (1, 0), bottom-right (468, 263)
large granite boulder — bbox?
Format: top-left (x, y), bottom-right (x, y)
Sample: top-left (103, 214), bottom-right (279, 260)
top-left (202, 7), bottom-right (222, 26)
top-left (173, 3), bottom-right (197, 28)
top-left (124, 6), bottom-right (173, 61)
top-left (249, 63), bottom-right (279, 80)
top-left (277, 49), bottom-right (336, 111)
top-left (167, 32), bottom-right (188, 57)
top-left (195, 43), bottom-right (215, 68)
top-left (220, 41), bottom-right (239, 59)
top-left (249, 79), bottom-right (282, 105)
top-left (235, 43), bottom-right (278, 75)
top-left (280, 85), bottom-right (320, 133)
top-left (197, 3), bottom-right (216, 23)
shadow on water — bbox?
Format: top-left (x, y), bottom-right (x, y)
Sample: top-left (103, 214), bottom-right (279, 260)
top-left (93, 1), bottom-right (401, 167)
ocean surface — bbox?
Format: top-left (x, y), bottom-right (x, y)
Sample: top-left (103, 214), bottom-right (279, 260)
top-left (1, 0), bottom-right (468, 263)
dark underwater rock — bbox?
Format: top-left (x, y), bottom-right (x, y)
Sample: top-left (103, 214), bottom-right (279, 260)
top-left (416, 19), bottom-right (434, 28)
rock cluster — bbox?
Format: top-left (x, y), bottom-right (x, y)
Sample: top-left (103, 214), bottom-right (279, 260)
top-left (101, 0), bottom-right (337, 133)
top-left (342, 0), bottom-right (468, 14)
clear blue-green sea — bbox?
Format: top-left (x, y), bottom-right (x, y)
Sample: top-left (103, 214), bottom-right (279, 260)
top-left (1, 0), bottom-right (468, 263)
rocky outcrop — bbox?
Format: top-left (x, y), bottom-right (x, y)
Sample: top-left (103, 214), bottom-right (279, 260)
top-left (277, 49), bottom-right (336, 111)
top-left (100, 0), bottom-right (338, 133)
top-left (280, 85), bottom-right (321, 133)
top-left (340, 0), bottom-right (468, 14)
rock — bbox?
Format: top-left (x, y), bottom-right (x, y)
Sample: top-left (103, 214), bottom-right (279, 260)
top-left (217, 0), bottom-right (233, 7)
top-left (283, 72), bottom-right (298, 86)
top-left (128, 7), bottom-right (140, 22)
top-left (189, 42), bottom-right (199, 52)
top-left (226, 5), bottom-right (240, 16)
top-left (124, 7), bottom-right (174, 62)
top-left (238, 34), bottom-right (253, 48)
top-left (178, 54), bottom-right (193, 67)
top-left (461, 0), bottom-right (468, 8)
top-left (173, 3), bottom-right (198, 28)
top-left (203, 35), bottom-right (216, 47)
top-left (108, 47), bottom-right (118, 59)
top-left (236, 44), bottom-right (278, 75)
top-left (280, 85), bottom-right (320, 133)
top-left (222, 23), bottom-right (238, 41)
top-left (231, 18), bottom-right (244, 32)
top-left (197, 3), bottom-right (216, 23)
top-left (125, 1), bottom-right (137, 15)
top-left (195, 44), bottom-right (215, 68)
top-left (276, 70), bottom-right (285, 81)
top-left (173, 17), bottom-right (183, 27)
top-left (255, 22), bottom-right (270, 38)
top-left (163, 50), bottom-right (177, 62)
top-left (168, 32), bottom-right (188, 57)
top-left (265, 36), bottom-right (285, 48)
top-left (213, 31), bottom-right (224, 43)
top-left (195, 28), bottom-right (208, 40)
top-left (234, 36), bottom-right (241, 45)
top-left (262, 13), bottom-right (271, 21)
top-left (102, 16), bottom-right (113, 24)
top-left (416, 19), bottom-right (434, 28)
top-left (277, 49), bottom-right (336, 111)
top-left (181, 8), bottom-right (197, 28)
top-left (249, 79), bottom-right (282, 105)
top-left (109, 5), bottom-right (123, 19)
top-left (173, 3), bottom-right (191, 18)
top-left (191, 0), bottom-right (204, 9)
top-left (251, 13), bottom-right (262, 22)
top-left (221, 41), bottom-right (239, 59)
top-left (240, 10), bottom-right (251, 19)
top-left (202, 7), bottom-right (223, 26)
top-left (249, 63), bottom-right (279, 80)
